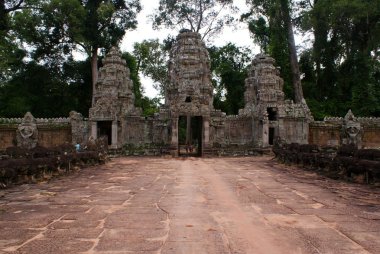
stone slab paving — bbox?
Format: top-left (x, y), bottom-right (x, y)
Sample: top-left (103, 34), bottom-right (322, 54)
top-left (0, 156), bottom-right (379, 253)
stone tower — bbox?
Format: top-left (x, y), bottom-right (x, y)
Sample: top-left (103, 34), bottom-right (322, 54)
top-left (166, 31), bottom-right (214, 115)
top-left (166, 31), bottom-right (214, 155)
top-left (242, 54), bottom-right (312, 147)
top-left (243, 54), bottom-right (285, 114)
top-left (89, 47), bottom-right (138, 148)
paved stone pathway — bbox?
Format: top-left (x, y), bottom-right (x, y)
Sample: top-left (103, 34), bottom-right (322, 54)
top-left (0, 156), bottom-right (379, 253)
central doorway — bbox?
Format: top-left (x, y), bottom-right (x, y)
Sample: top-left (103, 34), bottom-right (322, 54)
top-left (97, 121), bottom-right (112, 145)
top-left (178, 116), bottom-right (203, 156)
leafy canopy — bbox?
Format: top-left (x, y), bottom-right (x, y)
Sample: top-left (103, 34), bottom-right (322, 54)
top-left (152, 0), bottom-right (237, 40)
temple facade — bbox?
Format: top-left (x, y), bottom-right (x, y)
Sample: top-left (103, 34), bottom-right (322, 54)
top-left (3, 30), bottom-right (378, 155)
top-left (86, 31), bottom-right (312, 155)
top-left (89, 47), bottom-right (141, 148)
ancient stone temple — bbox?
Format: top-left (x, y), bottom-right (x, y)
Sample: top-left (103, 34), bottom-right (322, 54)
top-left (4, 30), bottom-right (379, 155)
top-left (89, 47), bottom-right (141, 148)
top-left (165, 31), bottom-right (224, 155)
top-left (240, 54), bottom-right (313, 147)
top-left (86, 31), bottom-right (313, 155)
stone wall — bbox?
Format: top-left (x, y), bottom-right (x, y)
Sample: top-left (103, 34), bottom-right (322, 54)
top-left (309, 112), bottom-right (380, 148)
top-left (223, 116), bottom-right (253, 145)
top-left (1, 34), bottom-right (379, 155)
top-left (273, 143), bottom-right (380, 184)
top-left (309, 122), bottom-right (341, 147)
top-left (0, 124), bottom-right (71, 151)
top-left (362, 128), bottom-right (380, 148)
top-left (37, 126), bottom-right (72, 148)
top-left (0, 112), bottom-right (87, 151)
top-left (0, 125), bottom-right (16, 149)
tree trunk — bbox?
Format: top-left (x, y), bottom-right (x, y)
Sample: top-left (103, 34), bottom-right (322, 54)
top-left (280, 0), bottom-right (304, 103)
top-left (0, 0), bottom-right (7, 31)
top-left (91, 48), bottom-right (98, 105)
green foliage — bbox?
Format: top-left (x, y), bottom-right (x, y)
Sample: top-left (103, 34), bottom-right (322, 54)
top-left (244, 0), bottom-right (294, 99)
top-left (0, 60), bottom-right (92, 117)
top-left (0, 62), bottom-right (89, 117)
top-left (133, 39), bottom-right (170, 96)
top-left (153, 0), bottom-right (236, 40)
top-left (122, 51), bottom-right (160, 117)
top-left (244, 0), bottom-right (380, 118)
top-left (0, 33), bottom-right (25, 83)
top-left (297, 0), bottom-right (380, 118)
top-left (0, 0), bottom-right (142, 118)
top-left (209, 43), bottom-right (251, 115)
top-left (247, 16), bottom-right (270, 53)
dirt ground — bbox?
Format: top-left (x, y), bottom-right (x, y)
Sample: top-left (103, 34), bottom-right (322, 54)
top-left (0, 156), bottom-right (379, 253)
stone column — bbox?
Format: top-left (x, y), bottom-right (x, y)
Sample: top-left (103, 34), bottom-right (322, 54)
top-left (111, 120), bottom-right (118, 148)
top-left (186, 115), bottom-right (191, 144)
top-left (301, 120), bottom-right (309, 144)
top-left (262, 120), bottom-right (269, 147)
top-left (171, 117), bottom-right (179, 156)
top-left (203, 118), bottom-right (210, 149)
top-left (91, 121), bottom-right (97, 139)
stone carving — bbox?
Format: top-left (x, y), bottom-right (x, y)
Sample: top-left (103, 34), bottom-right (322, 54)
top-left (70, 111), bottom-right (87, 145)
top-left (342, 109), bottom-right (362, 148)
top-left (16, 112), bottom-right (38, 149)
top-left (240, 54), bottom-right (312, 146)
top-left (241, 54), bottom-right (285, 116)
top-left (88, 46), bottom-right (142, 148)
top-left (167, 31), bottom-right (214, 116)
top-left (89, 46), bottom-right (136, 121)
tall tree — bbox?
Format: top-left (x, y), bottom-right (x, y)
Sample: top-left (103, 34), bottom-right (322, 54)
top-left (122, 51), bottom-right (160, 116)
top-left (278, 0), bottom-right (303, 103)
top-left (1, 0), bottom-right (34, 32)
top-left (209, 43), bottom-right (251, 114)
top-left (244, 0), bottom-right (304, 102)
top-left (11, 0), bottom-right (141, 102)
top-left (132, 39), bottom-right (170, 96)
top-left (79, 0), bottom-right (141, 103)
top-left (152, 0), bottom-right (236, 40)
top-left (298, 0), bottom-right (380, 117)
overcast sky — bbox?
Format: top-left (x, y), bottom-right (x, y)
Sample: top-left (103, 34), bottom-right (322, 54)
top-left (120, 0), bottom-right (259, 98)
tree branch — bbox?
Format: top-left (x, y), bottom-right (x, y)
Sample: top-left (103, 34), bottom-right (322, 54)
top-left (184, 10), bottom-right (195, 31)
top-left (202, 2), bottom-right (227, 40)
top-left (5, 0), bottom-right (25, 13)
top-left (196, 0), bottom-right (203, 32)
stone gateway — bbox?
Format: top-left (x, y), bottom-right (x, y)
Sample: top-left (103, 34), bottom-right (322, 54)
top-left (1, 31), bottom-right (379, 154)
top-left (87, 31), bottom-right (312, 156)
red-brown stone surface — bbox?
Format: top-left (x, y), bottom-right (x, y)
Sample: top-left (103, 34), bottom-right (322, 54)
top-left (0, 156), bottom-right (379, 253)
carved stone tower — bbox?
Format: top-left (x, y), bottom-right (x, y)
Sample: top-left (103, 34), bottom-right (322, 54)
top-left (243, 54), bottom-right (285, 114)
top-left (166, 31), bottom-right (214, 155)
top-left (242, 54), bottom-right (312, 147)
top-left (89, 47), bottom-right (137, 148)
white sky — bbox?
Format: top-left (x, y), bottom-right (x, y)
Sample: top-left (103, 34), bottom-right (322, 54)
top-left (120, 0), bottom-right (259, 98)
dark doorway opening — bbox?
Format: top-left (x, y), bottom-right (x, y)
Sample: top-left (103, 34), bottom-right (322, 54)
top-left (267, 107), bottom-right (277, 121)
top-left (97, 121), bottom-right (112, 145)
top-left (191, 116), bottom-right (202, 156)
top-left (269, 127), bottom-right (275, 145)
top-left (178, 116), bottom-right (203, 156)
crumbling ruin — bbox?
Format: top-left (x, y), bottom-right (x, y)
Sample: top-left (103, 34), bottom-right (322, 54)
top-left (1, 31), bottom-right (380, 155)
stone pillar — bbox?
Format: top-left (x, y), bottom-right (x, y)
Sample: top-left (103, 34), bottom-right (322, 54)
top-left (262, 118), bottom-right (269, 147)
top-left (91, 121), bottom-right (97, 139)
top-left (302, 120), bottom-right (309, 144)
top-left (186, 115), bottom-right (191, 144)
top-left (203, 118), bottom-right (210, 149)
top-left (278, 119), bottom-right (285, 139)
top-left (70, 111), bottom-right (85, 145)
top-left (111, 120), bottom-right (118, 148)
top-left (171, 117), bottom-right (179, 156)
